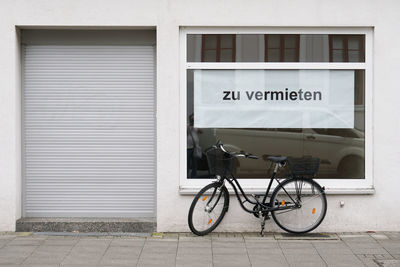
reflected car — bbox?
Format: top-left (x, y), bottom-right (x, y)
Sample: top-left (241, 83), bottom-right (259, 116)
top-left (215, 128), bottom-right (364, 179)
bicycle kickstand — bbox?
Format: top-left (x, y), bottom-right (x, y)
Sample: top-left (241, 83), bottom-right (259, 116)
top-left (259, 211), bottom-right (266, 237)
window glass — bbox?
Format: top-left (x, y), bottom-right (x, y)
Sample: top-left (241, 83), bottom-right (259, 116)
top-left (267, 49), bottom-right (280, 62)
top-left (204, 35), bottom-right (217, 49)
top-left (203, 50), bottom-right (217, 62)
top-left (186, 69), bottom-right (365, 179)
top-left (284, 49), bottom-right (297, 62)
top-left (220, 49), bottom-right (233, 62)
top-left (187, 34), bottom-right (365, 62)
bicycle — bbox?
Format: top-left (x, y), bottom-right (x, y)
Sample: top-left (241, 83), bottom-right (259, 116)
top-left (188, 140), bottom-right (327, 236)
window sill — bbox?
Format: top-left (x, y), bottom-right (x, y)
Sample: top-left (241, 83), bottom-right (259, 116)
top-left (179, 186), bottom-right (375, 195)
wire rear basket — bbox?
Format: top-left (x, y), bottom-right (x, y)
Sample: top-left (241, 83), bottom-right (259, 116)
top-left (206, 147), bottom-right (234, 177)
top-left (286, 156), bottom-right (320, 178)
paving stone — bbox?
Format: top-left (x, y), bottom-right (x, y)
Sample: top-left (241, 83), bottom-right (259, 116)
top-left (176, 254), bottom-right (213, 267)
top-left (312, 241), bottom-right (348, 248)
top-left (243, 233), bottom-right (275, 240)
top-left (0, 234), bottom-right (17, 240)
top-left (378, 241), bottom-right (400, 254)
top-left (321, 254), bottom-right (365, 267)
top-left (350, 247), bottom-right (390, 255)
top-left (0, 240), bottom-right (12, 248)
top-left (62, 244), bottom-right (107, 265)
top-left (212, 246), bottom-right (247, 254)
top-left (22, 245), bottom-right (71, 265)
top-left (212, 241), bottom-right (246, 248)
top-left (0, 245), bottom-right (38, 258)
top-left (284, 253), bottom-right (326, 266)
top-left (316, 247), bottom-right (355, 255)
top-left (7, 238), bottom-right (44, 246)
top-left (374, 259), bottom-right (400, 266)
top-left (384, 232), bottom-right (400, 240)
top-left (356, 256), bottom-right (380, 267)
top-left (110, 238), bottom-right (145, 247)
top-left (145, 240), bottom-right (178, 247)
top-left (62, 252), bottom-right (104, 265)
top-left (102, 246), bottom-right (142, 258)
top-left (137, 253), bottom-right (176, 267)
top-left (213, 254), bottom-right (251, 267)
top-left (99, 247), bottom-right (141, 266)
top-left (42, 238), bottom-right (79, 246)
top-left (141, 245), bottom-right (177, 254)
top-left (211, 236), bottom-right (244, 242)
top-left (247, 247), bottom-right (283, 255)
top-left (75, 238), bottom-right (111, 247)
top-left (0, 256), bottom-right (26, 265)
top-left (178, 234), bottom-right (212, 241)
top-left (371, 234), bottom-right (390, 240)
top-left (278, 241), bottom-right (314, 249)
top-left (248, 253), bottom-right (289, 267)
top-left (177, 246), bottom-right (212, 255)
top-left (178, 241), bottom-right (211, 248)
top-left (283, 247), bottom-right (319, 255)
top-left (245, 240), bottom-right (280, 248)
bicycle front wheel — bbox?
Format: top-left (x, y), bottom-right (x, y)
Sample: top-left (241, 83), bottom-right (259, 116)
top-left (188, 182), bottom-right (229, 236)
top-left (271, 178), bottom-right (327, 234)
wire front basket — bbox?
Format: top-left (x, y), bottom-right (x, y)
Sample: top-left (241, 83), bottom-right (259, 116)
top-left (286, 156), bottom-right (320, 178)
top-left (206, 147), bottom-right (234, 177)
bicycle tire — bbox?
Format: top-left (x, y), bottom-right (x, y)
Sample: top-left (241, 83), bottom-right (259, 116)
top-left (188, 182), bottom-right (229, 236)
top-left (271, 178), bottom-right (327, 234)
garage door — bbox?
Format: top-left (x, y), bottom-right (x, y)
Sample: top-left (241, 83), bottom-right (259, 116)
top-left (23, 45), bottom-right (156, 217)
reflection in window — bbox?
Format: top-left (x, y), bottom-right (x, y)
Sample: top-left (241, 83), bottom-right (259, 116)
top-left (186, 69), bottom-right (365, 179)
top-left (264, 34), bottom-right (300, 62)
top-left (187, 34), bottom-right (365, 63)
top-left (329, 35), bottom-right (365, 62)
top-left (201, 34), bottom-right (236, 62)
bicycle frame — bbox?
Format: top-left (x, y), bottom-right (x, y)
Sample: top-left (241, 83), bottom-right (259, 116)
top-left (219, 162), bottom-right (299, 215)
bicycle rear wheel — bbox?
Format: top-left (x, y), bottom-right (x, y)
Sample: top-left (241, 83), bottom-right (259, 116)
top-left (271, 178), bottom-right (327, 234)
top-left (188, 182), bottom-right (229, 236)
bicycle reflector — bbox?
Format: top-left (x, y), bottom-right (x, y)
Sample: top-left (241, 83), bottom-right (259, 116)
top-left (281, 200), bottom-right (285, 206)
top-left (208, 219), bottom-right (212, 224)
top-left (202, 196), bottom-right (207, 201)
top-left (312, 208), bottom-right (316, 214)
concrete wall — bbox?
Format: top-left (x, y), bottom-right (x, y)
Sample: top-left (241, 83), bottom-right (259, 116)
top-left (0, 0), bottom-right (400, 232)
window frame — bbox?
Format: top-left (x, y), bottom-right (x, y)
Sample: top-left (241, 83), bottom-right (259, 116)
top-left (180, 27), bottom-right (374, 194)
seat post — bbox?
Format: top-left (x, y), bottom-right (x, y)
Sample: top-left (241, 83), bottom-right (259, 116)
top-left (273, 162), bottom-right (280, 174)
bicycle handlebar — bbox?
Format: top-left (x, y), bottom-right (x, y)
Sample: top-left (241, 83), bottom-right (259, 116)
top-left (216, 140), bottom-right (258, 160)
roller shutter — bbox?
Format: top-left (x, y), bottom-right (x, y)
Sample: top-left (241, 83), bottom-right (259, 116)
top-left (23, 45), bottom-right (156, 217)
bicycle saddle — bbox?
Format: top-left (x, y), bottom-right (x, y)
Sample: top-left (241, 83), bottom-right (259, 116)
top-left (267, 156), bottom-right (287, 164)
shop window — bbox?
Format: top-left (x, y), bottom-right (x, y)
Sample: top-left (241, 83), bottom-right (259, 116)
top-left (182, 28), bottom-right (372, 192)
top-left (264, 34), bottom-right (300, 62)
top-left (201, 34), bottom-right (236, 62)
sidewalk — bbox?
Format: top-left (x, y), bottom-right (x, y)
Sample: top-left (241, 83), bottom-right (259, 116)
top-left (0, 232), bottom-right (399, 266)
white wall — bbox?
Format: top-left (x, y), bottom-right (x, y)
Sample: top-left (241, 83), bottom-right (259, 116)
top-left (0, 0), bottom-right (400, 232)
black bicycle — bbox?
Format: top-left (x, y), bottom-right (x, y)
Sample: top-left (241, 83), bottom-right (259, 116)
top-left (188, 140), bottom-right (327, 236)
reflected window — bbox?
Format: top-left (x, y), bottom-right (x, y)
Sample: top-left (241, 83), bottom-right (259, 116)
top-left (329, 35), bottom-right (365, 62)
top-left (187, 34), bottom-right (365, 63)
top-left (201, 34), bottom-right (236, 62)
top-left (264, 34), bottom-right (300, 62)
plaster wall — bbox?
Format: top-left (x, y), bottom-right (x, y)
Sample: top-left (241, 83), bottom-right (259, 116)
top-left (0, 0), bottom-right (399, 231)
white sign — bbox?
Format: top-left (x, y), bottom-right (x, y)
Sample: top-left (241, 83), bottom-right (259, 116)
top-left (194, 70), bottom-right (354, 128)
